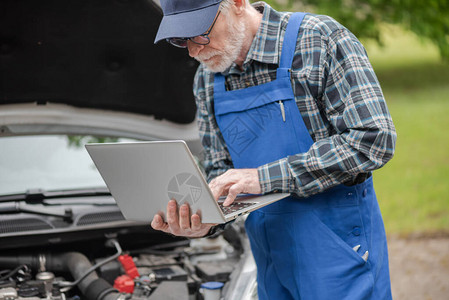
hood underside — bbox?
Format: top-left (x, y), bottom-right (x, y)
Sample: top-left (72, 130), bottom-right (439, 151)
top-left (0, 0), bottom-right (199, 124)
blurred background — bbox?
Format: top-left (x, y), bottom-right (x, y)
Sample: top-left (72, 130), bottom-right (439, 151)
top-left (262, 0), bottom-right (449, 299)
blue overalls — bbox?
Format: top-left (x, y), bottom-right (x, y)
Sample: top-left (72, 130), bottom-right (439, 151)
top-left (213, 13), bottom-right (392, 300)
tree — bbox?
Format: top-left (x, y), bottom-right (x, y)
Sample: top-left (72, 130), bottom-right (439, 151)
top-left (263, 0), bottom-right (449, 60)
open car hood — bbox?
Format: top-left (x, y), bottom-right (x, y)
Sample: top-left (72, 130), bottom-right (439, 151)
top-left (0, 0), bottom-right (199, 138)
top-left (0, 3), bottom-right (261, 299)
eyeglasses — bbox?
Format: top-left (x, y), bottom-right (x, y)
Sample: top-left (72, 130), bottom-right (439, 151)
top-left (167, 11), bottom-right (221, 48)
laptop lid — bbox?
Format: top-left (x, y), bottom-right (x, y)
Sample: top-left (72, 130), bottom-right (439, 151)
top-left (85, 140), bottom-right (289, 224)
top-left (86, 140), bottom-right (227, 223)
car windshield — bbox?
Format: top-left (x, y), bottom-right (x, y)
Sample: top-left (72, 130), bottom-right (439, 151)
top-left (0, 135), bottom-right (139, 196)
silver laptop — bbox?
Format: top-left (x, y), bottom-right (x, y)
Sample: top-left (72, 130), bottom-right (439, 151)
top-left (85, 140), bottom-right (289, 224)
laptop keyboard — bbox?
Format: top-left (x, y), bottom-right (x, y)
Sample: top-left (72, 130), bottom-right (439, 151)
top-left (218, 202), bottom-right (258, 215)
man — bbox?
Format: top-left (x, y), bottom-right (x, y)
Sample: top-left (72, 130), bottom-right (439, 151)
top-left (152, 0), bottom-right (396, 299)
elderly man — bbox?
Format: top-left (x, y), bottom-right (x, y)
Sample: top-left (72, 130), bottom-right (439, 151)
top-left (152, 0), bottom-right (396, 299)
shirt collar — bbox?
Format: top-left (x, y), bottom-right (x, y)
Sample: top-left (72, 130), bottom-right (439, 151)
top-left (245, 2), bottom-right (285, 65)
top-left (222, 2), bottom-right (286, 75)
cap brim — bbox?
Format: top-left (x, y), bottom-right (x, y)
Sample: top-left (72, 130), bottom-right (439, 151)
top-left (154, 3), bottom-right (220, 44)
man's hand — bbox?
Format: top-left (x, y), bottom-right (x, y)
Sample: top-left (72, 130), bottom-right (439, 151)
top-left (209, 168), bottom-right (261, 206)
top-left (151, 200), bottom-right (216, 238)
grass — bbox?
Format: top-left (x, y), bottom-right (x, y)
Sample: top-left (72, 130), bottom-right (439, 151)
top-left (362, 26), bottom-right (449, 235)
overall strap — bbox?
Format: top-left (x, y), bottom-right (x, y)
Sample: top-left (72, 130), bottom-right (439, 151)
top-left (214, 72), bottom-right (226, 93)
top-left (279, 12), bottom-right (306, 69)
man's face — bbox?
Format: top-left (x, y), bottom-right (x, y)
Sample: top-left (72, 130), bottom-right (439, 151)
top-left (187, 9), bottom-right (246, 73)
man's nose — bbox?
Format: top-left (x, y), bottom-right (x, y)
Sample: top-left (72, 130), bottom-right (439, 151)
top-left (187, 41), bottom-right (204, 57)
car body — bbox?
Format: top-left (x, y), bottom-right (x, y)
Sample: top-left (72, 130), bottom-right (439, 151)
top-left (0, 1), bottom-right (257, 299)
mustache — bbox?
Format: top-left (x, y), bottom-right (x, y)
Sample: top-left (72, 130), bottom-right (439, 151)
top-left (196, 55), bottom-right (215, 63)
top-left (196, 50), bottom-right (222, 62)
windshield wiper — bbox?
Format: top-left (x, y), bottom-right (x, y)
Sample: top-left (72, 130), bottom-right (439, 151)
top-left (0, 188), bottom-right (111, 203)
top-left (0, 201), bottom-right (73, 221)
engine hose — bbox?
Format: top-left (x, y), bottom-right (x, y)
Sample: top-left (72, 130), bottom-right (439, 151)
top-left (0, 241), bottom-right (122, 300)
top-left (57, 240), bottom-right (122, 290)
top-left (53, 250), bottom-right (122, 300)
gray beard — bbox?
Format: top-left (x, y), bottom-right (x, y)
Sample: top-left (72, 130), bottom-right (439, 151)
top-left (197, 17), bottom-right (247, 73)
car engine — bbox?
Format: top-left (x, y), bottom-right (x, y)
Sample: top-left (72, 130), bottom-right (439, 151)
top-left (0, 233), bottom-right (246, 300)
top-left (0, 203), bottom-right (251, 300)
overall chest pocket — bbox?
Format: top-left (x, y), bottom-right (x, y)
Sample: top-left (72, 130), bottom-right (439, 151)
top-left (215, 95), bottom-right (304, 168)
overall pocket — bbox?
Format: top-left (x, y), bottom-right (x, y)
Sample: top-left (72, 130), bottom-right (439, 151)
top-left (215, 98), bottom-right (303, 167)
top-left (292, 210), bottom-right (374, 300)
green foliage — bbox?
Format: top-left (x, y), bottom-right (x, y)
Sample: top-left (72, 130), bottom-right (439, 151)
top-left (374, 89), bottom-right (449, 234)
top-left (261, 0), bottom-right (449, 60)
top-left (67, 136), bottom-right (119, 148)
top-left (364, 27), bottom-right (449, 235)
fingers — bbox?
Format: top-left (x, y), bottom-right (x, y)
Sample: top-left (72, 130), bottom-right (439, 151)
top-left (209, 170), bottom-right (239, 201)
top-left (151, 200), bottom-right (213, 238)
top-left (209, 169), bottom-right (262, 205)
top-left (151, 214), bottom-right (169, 233)
top-left (179, 203), bottom-right (192, 230)
top-left (223, 182), bottom-right (243, 206)
top-left (166, 200), bottom-right (181, 233)
top-left (191, 214), bottom-right (202, 231)
top-left (209, 177), bottom-right (227, 201)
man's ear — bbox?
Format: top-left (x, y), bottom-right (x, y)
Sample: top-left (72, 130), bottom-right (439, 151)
top-left (232, 0), bottom-right (245, 15)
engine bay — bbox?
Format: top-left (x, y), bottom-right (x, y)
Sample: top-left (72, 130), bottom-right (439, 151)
top-left (0, 196), bottom-right (249, 300)
top-left (0, 228), bottom-right (246, 300)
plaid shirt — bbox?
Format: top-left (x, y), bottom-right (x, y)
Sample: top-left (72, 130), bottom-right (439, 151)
top-left (193, 2), bottom-right (396, 197)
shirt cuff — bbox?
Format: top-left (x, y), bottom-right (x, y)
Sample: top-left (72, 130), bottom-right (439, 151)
top-left (257, 158), bottom-right (295, 194)
top-left (203, 220), bottom-right (235, 238)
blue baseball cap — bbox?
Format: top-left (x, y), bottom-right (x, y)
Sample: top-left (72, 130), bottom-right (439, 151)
top-left (154, 0), bottom-right (223, 44)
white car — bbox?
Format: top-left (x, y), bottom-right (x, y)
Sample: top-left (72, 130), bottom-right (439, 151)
top-left (0, 0), bottom-right (257, 299)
